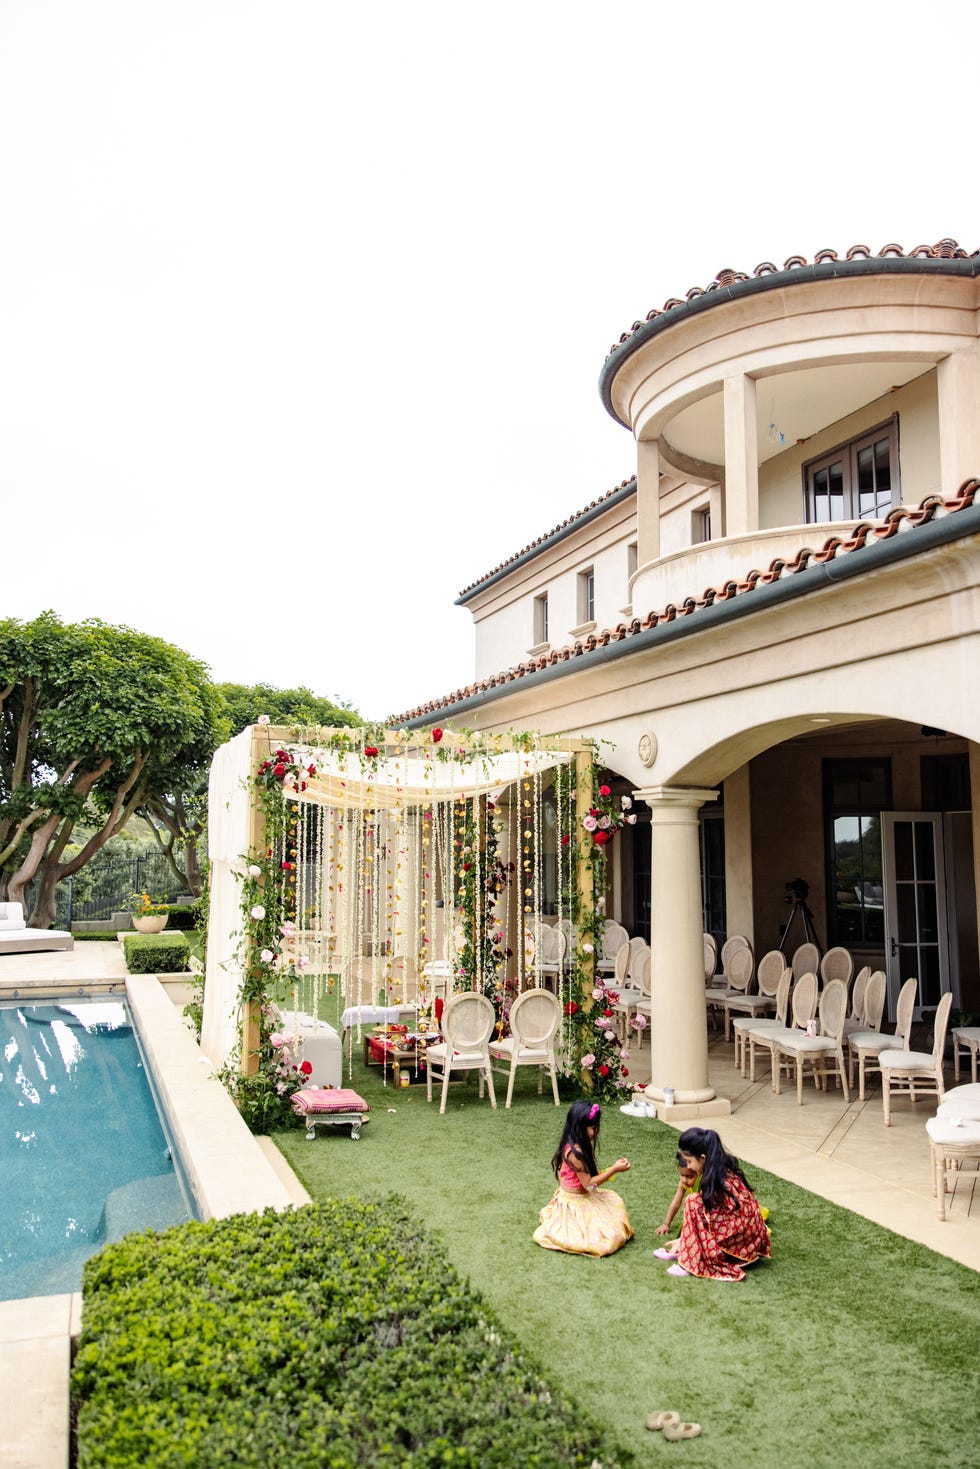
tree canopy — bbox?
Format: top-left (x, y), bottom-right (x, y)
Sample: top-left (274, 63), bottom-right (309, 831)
top-left (0, 613), bottom-right (227, 926)
top-left (215, 681), bottom-right (361, 736)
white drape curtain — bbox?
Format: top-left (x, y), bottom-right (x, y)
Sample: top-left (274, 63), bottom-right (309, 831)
top-left (201, 727), bottom-right (253, 1067)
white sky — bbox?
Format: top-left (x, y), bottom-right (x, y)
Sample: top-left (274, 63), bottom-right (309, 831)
top-left (2, 2), bottom-right (977, 721)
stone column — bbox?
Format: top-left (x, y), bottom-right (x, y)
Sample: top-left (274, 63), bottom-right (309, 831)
top-left (636, 438), bottom-right (661, 566)
top-left (636, 784), bottom-right (731, 1117)
top-left (723, 766), bottom-right (754, 945)
top-left (722, 371), bottom-right (759, 537)
top-left (937, 346), bottom-right (980, 494)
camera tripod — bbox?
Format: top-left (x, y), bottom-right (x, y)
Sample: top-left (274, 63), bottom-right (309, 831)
top-left (778, 898), bottom-right (822, 956)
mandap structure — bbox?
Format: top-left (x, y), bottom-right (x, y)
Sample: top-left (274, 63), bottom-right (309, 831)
top-left (201, 722), bottom-right (635, 1100)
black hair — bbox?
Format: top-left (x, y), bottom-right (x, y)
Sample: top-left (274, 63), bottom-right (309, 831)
top-left (551, 1099), bottom-right (600, 1180)
top-left (676, 1127), bottom-right (751, 1211)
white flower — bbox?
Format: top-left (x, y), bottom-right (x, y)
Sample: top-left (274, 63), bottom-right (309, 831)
top-left (281, 920), bottom-right (296, 935)
top-left (248, 864), bottom-right (262, 877)
top-left (260, 948), bottom-right (274, 963)
top-left (626, 813), bottom-right (637, 824)
top-left (257, 714), bottom-right (271, 725)
top-left (250, 904), bottom-right (265, 920)
top-left (604, 1029), bottom-right (616, 1041)
top-left (621, 795), bottom-right (633, 809)
top-left (581, 942), bottom-right (594, 955)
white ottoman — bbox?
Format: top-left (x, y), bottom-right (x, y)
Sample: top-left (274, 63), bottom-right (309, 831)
top-left (274, 1006), bottom-right (342, 1089)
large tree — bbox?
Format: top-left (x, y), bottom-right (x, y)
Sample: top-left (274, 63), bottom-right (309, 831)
top-left (136, 682), bottom-right (362, 896)
top-left (215, 681), bottom-right (361, 736)
top-left (0, 613), bottom-right (227, 926)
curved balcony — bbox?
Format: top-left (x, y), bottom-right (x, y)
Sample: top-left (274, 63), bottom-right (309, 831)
top-left (630, 520), bottom-right (886, 615)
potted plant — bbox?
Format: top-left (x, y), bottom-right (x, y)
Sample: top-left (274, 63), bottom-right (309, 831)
top-left (130, 892), bottom-right (170, 934)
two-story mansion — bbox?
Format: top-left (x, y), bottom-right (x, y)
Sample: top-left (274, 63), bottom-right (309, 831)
top-left (398, 240), bottom-right (980, 1113)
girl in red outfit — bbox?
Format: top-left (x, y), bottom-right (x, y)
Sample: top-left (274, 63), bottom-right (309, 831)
top-left (653, 1127), bottom-right (770, 1282)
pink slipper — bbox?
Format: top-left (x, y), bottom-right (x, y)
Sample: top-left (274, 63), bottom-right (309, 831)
top-left (667, 1263), bottom-right (691, 1277)
top-left (653, 1247), bottom-right (677, 1261)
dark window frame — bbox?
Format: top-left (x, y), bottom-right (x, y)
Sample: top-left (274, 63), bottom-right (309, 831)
top-left (823, 757), bottom-right (893, 950)
top-left (803, 415), bottom-right (900, 523)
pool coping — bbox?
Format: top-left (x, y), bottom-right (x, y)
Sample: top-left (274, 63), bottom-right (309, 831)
top-left (0, 973), bottom-right (311, 1469)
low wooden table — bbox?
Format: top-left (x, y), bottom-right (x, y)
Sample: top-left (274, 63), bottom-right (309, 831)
top-left (364, 1032), bottom-right (439, 1086)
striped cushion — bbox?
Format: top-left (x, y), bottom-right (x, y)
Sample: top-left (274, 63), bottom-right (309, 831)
top-left (291, 1087), bottom-right (369, 1115)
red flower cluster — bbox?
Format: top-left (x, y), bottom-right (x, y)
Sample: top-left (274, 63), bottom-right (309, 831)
top-left (432, 727), bottom-right (443, 743)
top-left (257, 749), bottom-right (316, 793)
top-left (364, 745), bottom-right (379, 758)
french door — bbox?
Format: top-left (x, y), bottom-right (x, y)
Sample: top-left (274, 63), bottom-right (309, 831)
top-left (880, 813), bottom-right (952, 1022)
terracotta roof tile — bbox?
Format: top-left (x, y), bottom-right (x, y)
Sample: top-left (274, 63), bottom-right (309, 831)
top-left (604, 239), bottom-right (977, 361)
top-left (391, 481), bottom-right (980, 724)
top-left (456, 476), bottom-right (636, 600)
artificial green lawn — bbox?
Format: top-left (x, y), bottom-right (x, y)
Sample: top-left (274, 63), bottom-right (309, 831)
top-left (272, 991), bottom-right (980, 1468)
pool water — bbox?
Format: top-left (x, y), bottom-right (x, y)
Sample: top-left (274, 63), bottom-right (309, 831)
top-left (0, 998), bottom-right (191, 1300)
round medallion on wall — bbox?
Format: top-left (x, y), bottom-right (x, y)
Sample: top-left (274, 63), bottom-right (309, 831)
top-left (638, 731), bottom-right (658, 768)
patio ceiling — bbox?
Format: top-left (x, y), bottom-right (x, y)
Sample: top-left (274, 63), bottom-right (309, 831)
top-left (663, 361), bottom-right (934, 468)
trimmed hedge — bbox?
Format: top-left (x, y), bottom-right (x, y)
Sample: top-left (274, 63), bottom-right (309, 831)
top-left (121, 932), bottom-right (190, 974)
top-left (72, 1201), bottom-right (626, 1469)
top-left (72, 932), bottom-right (120, 943)
top-left (164, 903), bottom-right (198, 931)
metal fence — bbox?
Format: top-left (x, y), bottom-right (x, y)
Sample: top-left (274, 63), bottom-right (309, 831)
top-left (55, 849), bottom-right (190, 928)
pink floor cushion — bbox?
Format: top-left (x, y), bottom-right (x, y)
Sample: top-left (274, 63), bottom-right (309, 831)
top-left (291, 1087), bottom-right (369, 1115)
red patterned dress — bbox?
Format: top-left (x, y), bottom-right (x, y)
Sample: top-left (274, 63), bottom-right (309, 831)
top-left (675, 1171), bottom-right (771, 1281)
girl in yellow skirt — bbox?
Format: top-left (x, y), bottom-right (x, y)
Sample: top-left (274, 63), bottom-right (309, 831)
top-left (533, 1100), bottom-right (633, 1256)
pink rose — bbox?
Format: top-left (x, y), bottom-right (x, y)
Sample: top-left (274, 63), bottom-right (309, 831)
top-left (583, 814), bottom-right (598, 832)
top-left (581, 1053), bottom-right (595, 1069)
top-left (269, 1032), bottom-right (284, 1048)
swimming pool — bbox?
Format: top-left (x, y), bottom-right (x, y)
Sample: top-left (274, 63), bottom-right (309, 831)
top-left (0, 997), bottom-right (192, 1301)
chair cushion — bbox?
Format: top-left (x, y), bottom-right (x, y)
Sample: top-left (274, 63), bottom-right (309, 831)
top-left (775, 1035), bottom-right (837, 1055)
top-left (847, 1031), bottom-right (902, 1051)
top-left (291, 1087), bottom-right (369, 1115)
top-left (937, 1095), bottom-right (980, 1121)
top-left (878, 1050), bottom-right (935, 1071)
top-left (925, 1116), bottom-right (980, 1146)
top-left (0, 902), bottom-right (26, 931)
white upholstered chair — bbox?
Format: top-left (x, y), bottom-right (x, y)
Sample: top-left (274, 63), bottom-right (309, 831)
top-left (747, 972), bottom-right (818, 1089)
top-left (425, 992), bottom-right (498, 1115)
top-left (791, 943), bottom-right (820, 982)
top-left (597, 921), bottom-right (629, 975)
top-left (733, 965), bottom-right (791, 1077)
top-left (847, 973), bottom-right (912, 1101)
top-left (842, 965), bottom-right (872, 1038)
top-left (879, 990), bottom-right (953, 1126)
top-left (952, 1026), bottom-right (980, 1085)
top-left (772, 978), bottom-right (850, 1105)
top-left (820, 946), bottom-right (854, 987)
top-left (724, 948), bottom-right (783, 1041)
top-left (489, 987), bottom-right (561, 1108)
top-left (706, 945), bottom-right (755, 1035)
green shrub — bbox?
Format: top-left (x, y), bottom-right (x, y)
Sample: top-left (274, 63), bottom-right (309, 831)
top-left (72, 932), bottom-right (120, 943)
top-left (164, 903), bottom-right (198, 931)
top-left (122, 932), bottom-right (190, 974)
top-left (73, 1201), bottom-right (625, 1469)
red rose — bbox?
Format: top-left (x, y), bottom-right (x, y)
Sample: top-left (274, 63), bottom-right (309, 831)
top-left (307, 763), bottom-right (317, 775)
top-left (564, 1001), bottom-right (579, 1015)
top-left (273, 763), bottom-right (286, 778)
top-left (432, 727), bottom-right (443, 742)
top-left (621, 1067), bottom-right (629, 1078)
top-left (299, 1060), bottom-right (313, 1076)
top-left (462, 862), bottom-right (472, 872)
top-left (560, 833), bottom-right (571, 847)
top-left (594, 830), bottom-right (610, 845)
top-left (364, 746), bottom-right (379, 758)
top-left (281, 861), bottom-right (293, 871)
top-left (602, 1008), bottom-right (614, 1019)
top-left (599, 785), bottom-right (611, 797)
top-left (598, 1063), bottom-right (610, 1077)
top-left (300, 781), bottom-right (307, 791)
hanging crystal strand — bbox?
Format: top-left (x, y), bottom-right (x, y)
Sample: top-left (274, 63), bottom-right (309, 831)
top-left (533, 752), bottom-right (543, 991)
